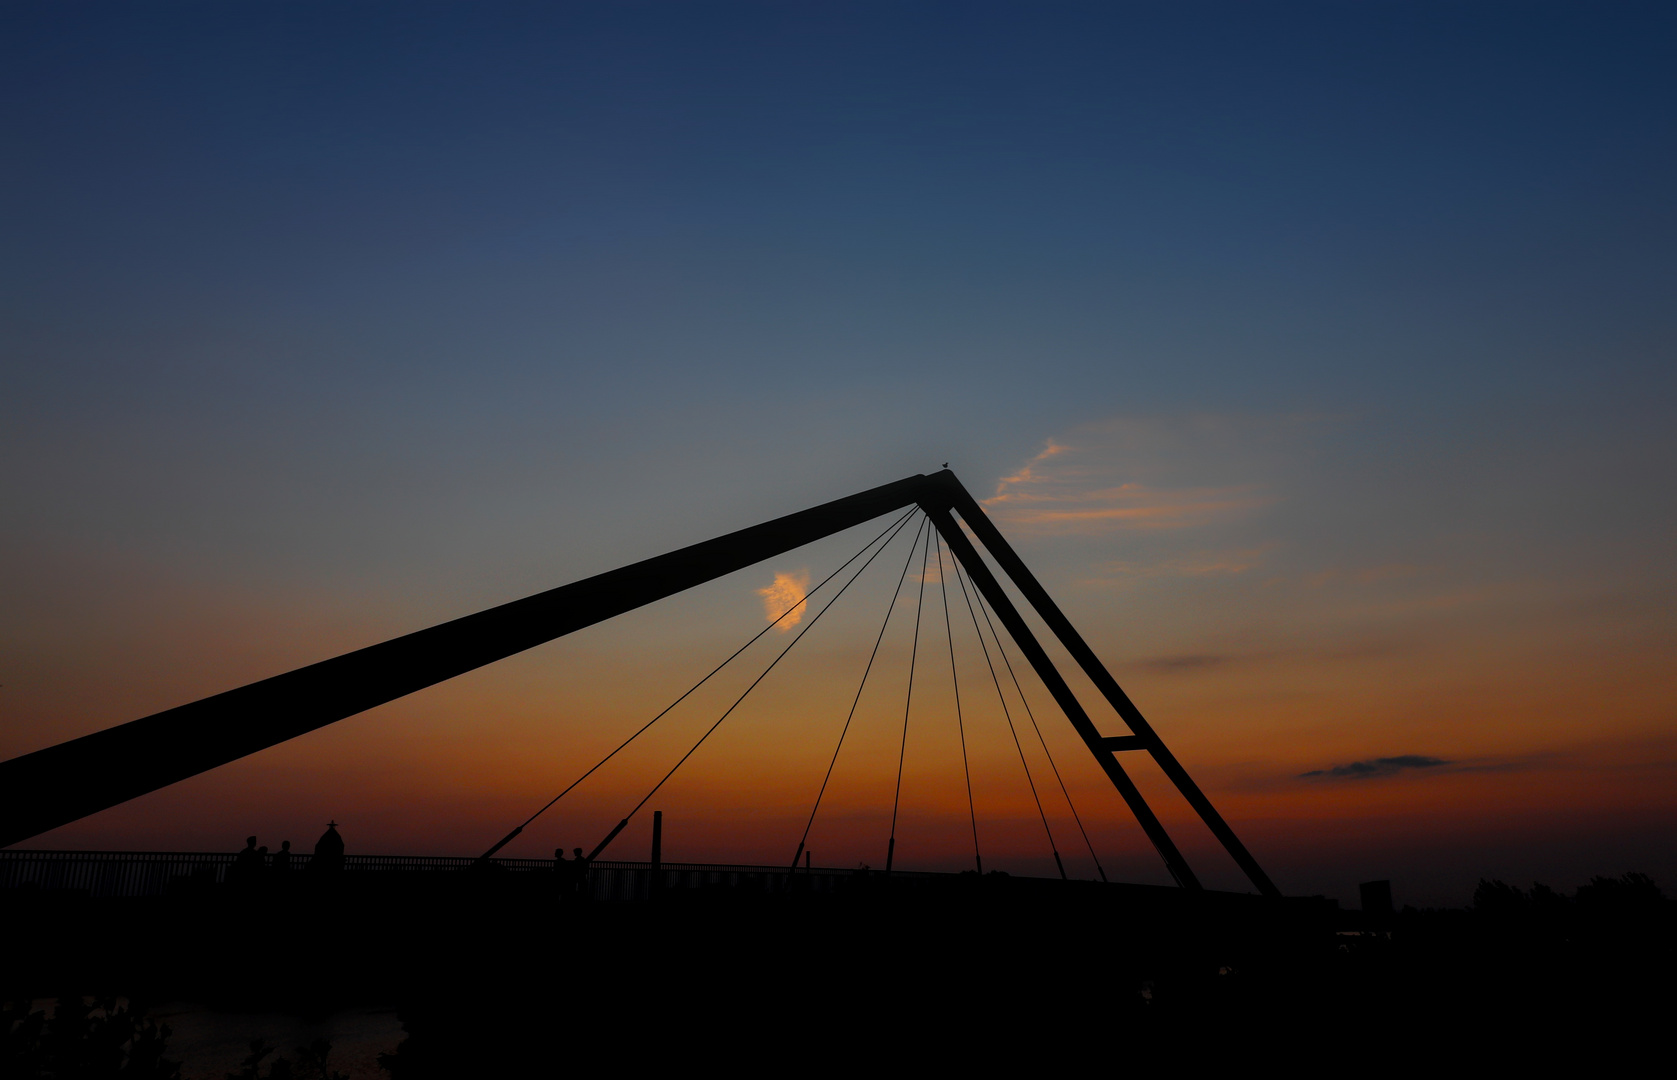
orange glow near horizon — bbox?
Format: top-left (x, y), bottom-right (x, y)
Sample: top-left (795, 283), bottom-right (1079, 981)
top-left (5, 422), bottom-right (1676, 907)
top-left (6, 5), bottom-right (1677, 923)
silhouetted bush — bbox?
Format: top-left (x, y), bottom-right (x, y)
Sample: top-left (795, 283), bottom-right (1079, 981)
top-left (1, 995), bottom-right (180, 1079)
top-left (225, 1037), bottom-right (347, 1080)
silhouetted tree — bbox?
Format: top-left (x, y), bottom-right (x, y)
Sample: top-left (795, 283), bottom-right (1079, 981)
top-left (1580, 871), bottom-right (1664, 905)
top-left (1575, 871), bottom-right (1668, 935)
top-left (1472, 878), bottom-right (1527, 918)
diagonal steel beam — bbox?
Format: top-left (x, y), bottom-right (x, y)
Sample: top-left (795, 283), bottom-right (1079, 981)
top-left (923, 503), bottom-right (1201, 890)
top-left (929, 471), bottom-right (1280, 897)
top-left (0, 474), bottom-right (934, 848)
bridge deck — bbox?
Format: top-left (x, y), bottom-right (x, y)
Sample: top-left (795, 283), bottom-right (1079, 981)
top-left (1, 848), bottom-right (1244, 906)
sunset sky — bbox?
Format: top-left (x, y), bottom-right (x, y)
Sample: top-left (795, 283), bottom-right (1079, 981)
top-left (3, 3), bottom-right (1675, 906)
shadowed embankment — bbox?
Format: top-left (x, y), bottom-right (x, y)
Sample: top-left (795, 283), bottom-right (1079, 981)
top-left (4, 868), bottom-right (1671, 1070)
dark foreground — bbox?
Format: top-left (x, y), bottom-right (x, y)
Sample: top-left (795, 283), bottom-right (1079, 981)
top-left (5, 870), bottom-right (1672, 1073)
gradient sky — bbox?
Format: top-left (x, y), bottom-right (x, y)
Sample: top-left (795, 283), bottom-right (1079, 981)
top-left (3, 2), bottom-right (1675, 906)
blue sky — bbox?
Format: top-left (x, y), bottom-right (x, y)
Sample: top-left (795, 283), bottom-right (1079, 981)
top-left (3, 3), bottom-right (1675, 904)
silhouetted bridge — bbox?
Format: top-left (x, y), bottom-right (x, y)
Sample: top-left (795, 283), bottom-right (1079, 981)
top-left (0, 470), bottom-right (1289, 901)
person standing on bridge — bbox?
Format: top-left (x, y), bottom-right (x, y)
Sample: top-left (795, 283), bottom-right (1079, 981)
top-left (231, 836), bottom-right (261, 887)
top-left (272, 839), bottom-right (291, 873)
top-left (572, 847), bottom-right (590, 901)
top-left (554, 847), bottom-right (580, 901)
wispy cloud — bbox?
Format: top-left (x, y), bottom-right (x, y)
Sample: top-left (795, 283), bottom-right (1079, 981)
top-left (757, 570), bottom-right (809, 631)
top-left (1306, 564), bottom-right (1423, 588)
top-left (983, 419), bottom-right (1285, 534)
top-left (991, 439), bottom-right (1071, 493)
top-left (1138, 654), bottom-right (1235, 674)
top-left (991, 482), bottom-right (1266, 529)
top-left (1099, 546), bottom-right (1277, 580)
top-left (1300, 755), bottom-right (1450, 780)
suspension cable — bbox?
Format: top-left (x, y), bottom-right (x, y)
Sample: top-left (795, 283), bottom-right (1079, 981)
top-left (950, 554), bottom-right (1065, 879)
top-left (788, 514), bottom-right (929, 875)
top-left (936, 536), bottom-right (982, 875)
top-left (585, 508), bottom-right (920, 860)
top-left (885, 523), bottom-right (933, 873)
top-left (475, 506), bottom-right (918, 860)
top-left (970, 578), bottom-right (1109, 882)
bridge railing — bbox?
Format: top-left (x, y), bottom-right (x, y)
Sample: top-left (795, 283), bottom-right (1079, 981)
top-left (0, 849), bottom-right (947, 901)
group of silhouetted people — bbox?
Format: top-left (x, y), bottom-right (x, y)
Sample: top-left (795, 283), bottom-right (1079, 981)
top-left (224, 827), bottom-right (600, 896)
top-left (554, 846), bottom-right (591, 900)
top-left (229, 821), bottom-right (344, 884)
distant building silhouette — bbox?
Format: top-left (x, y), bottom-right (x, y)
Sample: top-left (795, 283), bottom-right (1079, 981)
top-left (1360, 879), bottom-right (1393, 917)
top-left (311, 821), bottom-right (345, 872)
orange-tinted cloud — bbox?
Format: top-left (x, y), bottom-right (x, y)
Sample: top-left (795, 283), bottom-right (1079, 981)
top-left (757, 570), bottom-right (809, 630)
top-left (983, 421), bottom-right (1282, 533)
top-left (990, 482), bottom-right (1267, 530)
top-left (1096, 545), bottom-right (1276, 581)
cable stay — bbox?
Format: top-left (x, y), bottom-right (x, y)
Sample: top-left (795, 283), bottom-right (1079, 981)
top-left (475, 506), bottom-right (918, 861)
top-left (787, 515), bottom-right (931, 878)
top-left (967, 573), bottom-right (1110, 883)
top-left (949, 554), bottom-right (1066, 879)
top-left (936, 538), bottom-right (982, 875)
top-left (885, 523), bottom-right (933, 873)
top-left (584, 508), bottom-right (921, 861)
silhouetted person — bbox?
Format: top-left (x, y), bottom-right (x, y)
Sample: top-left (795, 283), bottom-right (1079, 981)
top-left (572, 847), bottom-right (590, 901)
top-left (310, 821), bottom-right (345, 873)
top-left (232, 836), bottom-right (261, 885)
top-left (553, 846), bottom-right (570, 886)
top-left (272, 840), bottom-right (292, 873)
